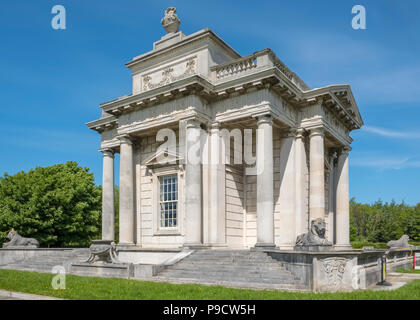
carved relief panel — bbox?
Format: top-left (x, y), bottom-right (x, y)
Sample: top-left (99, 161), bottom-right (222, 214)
top-left (141, 56), bottom-right (197, 92)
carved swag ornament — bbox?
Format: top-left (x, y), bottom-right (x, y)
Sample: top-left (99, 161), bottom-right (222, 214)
top-left (142, 58), bottom-right (196, 91)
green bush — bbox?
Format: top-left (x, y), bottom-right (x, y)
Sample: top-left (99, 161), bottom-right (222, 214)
top-left (350, 198), bottom-right (420, 243)
top-left (0, 162), bottom-right (102, 247)
top-left (350, 242), bottom-right (388, 249)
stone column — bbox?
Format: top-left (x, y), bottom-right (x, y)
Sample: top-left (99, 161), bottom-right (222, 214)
top-left (309, 127), bottom-right (325, 222)
top-left (119, 135), bottom-right (135, 245)
top-left (335, 147), bottom-right (351, 250)
top-left (255, 115), bottom-right (275, 248)
top-left (277, 130), bottom-right (296, 249)
top-left (184, 119), bottom-right (203, 247)
top-left (327, 152), bottom-right (337, 243)
top-left (295, 129), bottom-right (307, 237)
top-left (208, 122), bottom-right (226, 245)
top-left (101, 149), bottom-right (115, 241)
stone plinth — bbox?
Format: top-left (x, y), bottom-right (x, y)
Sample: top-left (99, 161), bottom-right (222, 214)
top-left (294, 245), bottom-right (334, 252)
top-left (70, 262), bottom-right (134, 279)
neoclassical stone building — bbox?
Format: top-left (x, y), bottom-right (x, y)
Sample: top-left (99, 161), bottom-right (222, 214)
top-left (87, 8), bottom-right (363, 251)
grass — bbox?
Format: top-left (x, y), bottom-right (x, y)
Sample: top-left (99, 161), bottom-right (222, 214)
top-left (396, 268), bottom-right (420, 274)
top-left (0, 269), bottom-right (420, 300)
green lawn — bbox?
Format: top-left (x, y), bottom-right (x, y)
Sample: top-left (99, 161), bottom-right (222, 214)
top-left (396, 268), bottom-right (420, 274)
top-left (0, 269), bottom-right (419, 300)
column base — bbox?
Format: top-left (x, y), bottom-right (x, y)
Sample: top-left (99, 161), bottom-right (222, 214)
top-left (203, 243), bottom-right (228, 249)
top-left (334, 244), bottom-right (354, 251)
top-left (276, 244), bottom-right (295, 251)
top-left (253, 243), bottom-right (276, 251)
top-left (294, 245), bottom-right (334, 252)
top-left (182, 243), bottom-right (205, 250)
top-left (117, 243), bottom-right (136, 250)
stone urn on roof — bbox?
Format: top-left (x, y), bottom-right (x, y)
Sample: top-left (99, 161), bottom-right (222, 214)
top-left (161, 7), bottom-right (180, 34)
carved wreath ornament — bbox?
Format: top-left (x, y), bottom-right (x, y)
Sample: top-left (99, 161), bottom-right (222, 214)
top-left (142, 58), bottom-right (196, 91)
top-left (322, 257), bottom-right (347, 290)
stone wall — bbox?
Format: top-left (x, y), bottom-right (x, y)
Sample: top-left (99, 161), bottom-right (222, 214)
top-left (225, 165), bottom-right (244, 247)
top-left (224, 133), bottom-right (245, 247)
top-left (268, 248), bottom-right (417, 292)
top-left (136, 132), bottom-right (185, 248)
top-left (245, 174), bottom-right (257, 247)
top-left (245, 129), bottom-right (257, 247)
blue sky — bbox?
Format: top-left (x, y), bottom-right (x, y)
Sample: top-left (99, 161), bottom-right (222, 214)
top-left (0, 0), bottom-right (419, 205)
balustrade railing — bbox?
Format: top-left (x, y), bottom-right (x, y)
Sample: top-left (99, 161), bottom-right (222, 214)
top-left (210, 49), bottom-right (309, 91)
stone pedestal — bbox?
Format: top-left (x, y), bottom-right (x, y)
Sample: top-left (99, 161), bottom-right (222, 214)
top-left (294, 245), bottom-right (334, 252)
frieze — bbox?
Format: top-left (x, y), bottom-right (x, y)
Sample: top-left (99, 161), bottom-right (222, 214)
top-left (142, 57), bottom-right (197, 92)
top-left (322, 106), bottom-right (349, 137)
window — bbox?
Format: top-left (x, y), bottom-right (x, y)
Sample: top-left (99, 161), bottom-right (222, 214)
top-left (159, 175), bottom-right (178, 228)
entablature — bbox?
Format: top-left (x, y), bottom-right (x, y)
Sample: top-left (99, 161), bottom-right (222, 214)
top-left (88, 47), bottom-right (363, 137)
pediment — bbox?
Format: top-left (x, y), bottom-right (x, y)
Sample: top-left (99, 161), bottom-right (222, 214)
top-left (330, 86), bottom-right (363, 128)
top-left (143, 149), bottom-right (184, 168)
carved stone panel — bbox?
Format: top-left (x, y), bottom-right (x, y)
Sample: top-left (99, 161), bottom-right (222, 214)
top-left (313, 256), bottom-right (357, 292)
top-left (322, 257), bottom-right (347, 290)
top-left (142, 57), bottom-right (197, 92)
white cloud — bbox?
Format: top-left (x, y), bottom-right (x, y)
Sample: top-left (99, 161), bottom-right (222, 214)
top-left (351, 156), bottom-right (420, 170)
top-left (362, 126), bottom-right (420, 139)
top-left (352, 66), bottom-right (420, 104)
top-left (261, 29), bottom-right (420, 105)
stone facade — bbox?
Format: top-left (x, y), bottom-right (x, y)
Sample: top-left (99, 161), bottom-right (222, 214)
top-left (87, 8), bottom-right (363, 251)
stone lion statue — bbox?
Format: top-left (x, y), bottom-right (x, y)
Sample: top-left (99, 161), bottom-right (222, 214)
top-left (2, 229), bottom-right (39, 248)
top-left (296, 218), bottom-right (332, 246)
top-left (387, 235), bottom-right (412, 249)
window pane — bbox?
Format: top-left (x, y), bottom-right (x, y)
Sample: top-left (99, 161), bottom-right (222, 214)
top-left (159, 175), bottom-right (178, 229)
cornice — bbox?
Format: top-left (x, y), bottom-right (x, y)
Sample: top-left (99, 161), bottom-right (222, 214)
top-left (116, 108), bottom-right (210, 136)
top-left (126, 28), bottom-right (240, 70)
top-left (101, 74), bottom-right (212, 111)
top-left (86, 115), bottom-right (118, 132)
top-left (88, 62), bottom-right (363, 135)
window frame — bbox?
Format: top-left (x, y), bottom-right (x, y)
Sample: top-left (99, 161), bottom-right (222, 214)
top-left (158, 174), bottom-right (179, 230)
top-left (152, 166), bottom-right (183, 236)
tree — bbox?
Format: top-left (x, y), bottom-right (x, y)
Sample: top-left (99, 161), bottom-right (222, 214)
top-left (350, 198), bottom-right (420, 244)
top-left (0, 162), bottom-right (101, 247)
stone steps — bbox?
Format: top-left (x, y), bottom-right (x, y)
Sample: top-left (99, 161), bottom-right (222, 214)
top-left (159, 272), bottom-right (300, 284)
top-left (185, 257), bottom-right (277, 263)
top-left (160, 266), bottom-right (299, 278)
top-left (157, 250), bottom-right (307, 290)
top-left (0, 249), bottom-right (90, 273)
top-left (152, 276), bottom-right (309, 291)
top-left (168, 263), bottom-right (290, 273)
